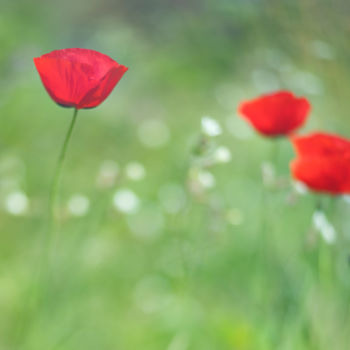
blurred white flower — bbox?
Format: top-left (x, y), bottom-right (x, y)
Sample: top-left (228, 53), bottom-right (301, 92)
top-left (113, 188), bottom-right (140, 214)
top-left (138, 119), bottom-right (170, 148)
top-left (312, 210), bottom-right (336, 244)
top-left (293, 181), bottom-right (308, 195)
top-left (214, 146), bottom-right (232, 163)
top-left (158, 183), bottom-right (187, 214)
top-left (125, 162), bottom-right (146, 181)
top-left (67, 194), bottom-right (90, 217)
top-left (5, 191), bottom-right (28, 216)
top-left (96, 160), bottom-right (119, 188)
top-left (201, 116), bottom-right (222, 137)
top-left (197, 170), bottom-right (216, 188)
top-left (343, 195), bottom-right (350, 204)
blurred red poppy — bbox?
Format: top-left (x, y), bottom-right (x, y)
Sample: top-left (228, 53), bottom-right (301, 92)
top-left (34, 48), bottom-right (128, 109)
top-left (290, 132), bottom-right (350, 195)
top-left (238, 90), bottom-right (311, 137)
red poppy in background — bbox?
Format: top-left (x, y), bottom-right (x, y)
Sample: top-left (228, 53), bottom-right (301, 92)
top-left (290, 132), bottom-right (350, 195)
top-left (238, 90), bottom-right (311, 137)
top-left (34, 48), bottom-right (128, 109)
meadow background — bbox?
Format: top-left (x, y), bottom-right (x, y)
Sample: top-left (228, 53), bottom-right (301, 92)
top-left (2, 0), bottom-right (350, 349)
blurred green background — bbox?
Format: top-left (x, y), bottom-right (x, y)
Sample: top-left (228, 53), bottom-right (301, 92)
top-left (2, 0), bottom-right (350, 349)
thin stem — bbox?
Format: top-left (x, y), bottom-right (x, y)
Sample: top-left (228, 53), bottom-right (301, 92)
top-left (13, 108), bottom-right (79, 347)
top-left (254, 140), bottom-right (281, 314)
top-left (47, 108), bottom-right (78, 246)
top-left (315, 196), bottom-right (334, 288)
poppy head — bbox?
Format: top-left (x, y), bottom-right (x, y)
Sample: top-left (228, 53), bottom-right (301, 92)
top-left (290, 132), bottom-right (350, 195)
top-left (34, 48), bottom-right (128, 109)
top-left (238, 90), bottom-right (311, 137)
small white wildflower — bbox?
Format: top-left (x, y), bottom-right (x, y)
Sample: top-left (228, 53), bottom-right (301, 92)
top-left (343, 195), bottom-right (350, 204)
top-left (138, 119), bottom-right (170, 148)
top-left (201, 116), bottom-right (222, 137)
top-left (5, 191), bottom-right (28, 216)
top-left (197, 170), bottom-right (216, 188)
top-left (312, 210), bottom-right (336, 244)
top-left (113, 188), bottom-right (140, 214)
top-left (125, 162), bottom-right (146, 181)
top-left (67, 194), bottom-right (90, 217)
top-left (293, 181), bottom-right (308, 195)
top-left (214, 146), bottom-right (231, 163)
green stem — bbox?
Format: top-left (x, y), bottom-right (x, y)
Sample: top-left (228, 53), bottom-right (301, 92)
top-left (47, 108), bottom-right (78, 251)
top-left (12, 108), bottom-right (79, 347)
top-left (315, 196), bottom-right (335, 288)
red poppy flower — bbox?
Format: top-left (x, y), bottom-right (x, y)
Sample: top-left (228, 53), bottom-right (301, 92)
top-left (34, 48), bottom-right (128, 109)
top-left (238, 90), bottom-right (311, 137)
top-left (290, 132), bottom-right (350, 195)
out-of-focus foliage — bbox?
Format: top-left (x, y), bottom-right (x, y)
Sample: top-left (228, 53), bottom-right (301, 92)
top-left (1, 0), bottom-right (350, 349)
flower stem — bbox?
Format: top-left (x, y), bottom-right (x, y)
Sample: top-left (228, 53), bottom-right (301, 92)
top-left (12, 108), bottom-right (79, 347)
top-left (47, 108), bottom-right (78, 249)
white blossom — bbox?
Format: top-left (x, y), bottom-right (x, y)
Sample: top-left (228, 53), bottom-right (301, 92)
top-left (125, 162), bottom-right (146, 181)
top-left (214, 146), bottom-right (231, 163)
top-left (5, 191), bottom-right (28, 216)
top-left (197, 170), bottom-right (216, 188)
top-left (67, 194), bottom-right (90, 217)
top-left (312, 210), bottom-right (336, 244)
top-left (201, 116), bottom-right (222, 137)
top-left (113, 188), bottom-right (140, 214)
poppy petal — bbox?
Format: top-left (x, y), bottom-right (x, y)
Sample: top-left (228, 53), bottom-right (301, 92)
top-left (290, 132), bottom-right (350, 195)
top-left (238, 90), bottom-right (311, 137)
top-left (34, 48), bottom-right (128, 109)
top-left (291, 132), bottom-right (350, 158)
top-left (77, 65), bottom-right (128, 109)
